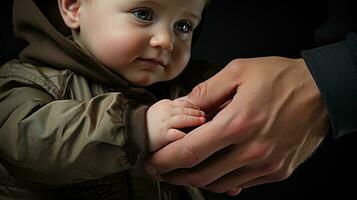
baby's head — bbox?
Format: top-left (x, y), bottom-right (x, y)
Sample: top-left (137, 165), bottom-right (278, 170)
top-left (58, 0), bottom-right (207, 86)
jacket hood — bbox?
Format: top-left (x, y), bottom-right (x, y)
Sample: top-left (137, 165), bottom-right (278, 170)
top-left (13, 0), bottom-right (132, 89)
top-left (13, 0), bottom-right (207, 89)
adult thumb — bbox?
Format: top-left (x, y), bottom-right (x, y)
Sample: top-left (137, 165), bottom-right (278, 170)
top-left (187, 65), bottom-right (239, 112)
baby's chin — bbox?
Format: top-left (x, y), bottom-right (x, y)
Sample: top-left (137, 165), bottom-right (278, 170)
top-left (128, 78), bottom-right (160, 87)
top-left (130, 80), bottom-right (164, 87)
top-left (129, 77), bottom-right (173, 87)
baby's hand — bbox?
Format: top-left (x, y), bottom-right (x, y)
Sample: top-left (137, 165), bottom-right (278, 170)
top-left (147, 98), bottom-right (206, 152)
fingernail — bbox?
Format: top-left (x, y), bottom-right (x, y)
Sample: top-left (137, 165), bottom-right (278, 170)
top-left (144, 164), bottom-right (157, 175)
top-left (227, 187), bottom-right (242, 196)
top-left (200, 117), bottom-right (206, 123)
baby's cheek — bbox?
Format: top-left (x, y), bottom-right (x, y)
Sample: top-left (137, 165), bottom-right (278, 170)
top-left (94, 36), bottom-right (142, 69)
top-left (168, 51), bottom-right (191, 79)
top-left (94, 42), bottom-right (127, 68)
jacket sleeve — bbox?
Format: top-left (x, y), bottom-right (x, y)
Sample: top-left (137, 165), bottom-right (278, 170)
top-left (0, 72), bottom-right (149, 186)
top-left (301, 33), bottom-right (357, 138)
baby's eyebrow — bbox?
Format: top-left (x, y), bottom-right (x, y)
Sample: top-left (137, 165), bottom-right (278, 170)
top-left (131, 0), bottom-right (164, 9)
top-left (184, 12), bottom-right (201, 22)
top-left (131, 0), bottom-right (159, 4)
top-left (188, 13), bottom-right (201, 21)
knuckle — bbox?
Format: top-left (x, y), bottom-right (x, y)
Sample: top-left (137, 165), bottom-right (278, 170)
top-left (229, 114), bottom-right (265, 141)
top-left (174, 98), bottom-right (187, 106)
top-left (261, 160), bottom-right (284, 174)
top-left (189, 81), bottom-right (208, 99)
top-left (181, 115), bottom-right (188, 121)
top-left (244, 143), bottom-right (271, 162)
top-left (271, 168), bottom-right (292, 182)
top-left (181, 99), bottom-right (192, 107)
top-left (227, 117), bottom-right (248, 140)
top-left (179, 147), bottom-right (200, 168)
top-left (229, 59), bottom-right (243, 68)
top-left (184, 108), bottom-right (192, 115)
top-left (228, 59), bottom-right (246, 73)
top-left (173, 115), bottom-right (188, 122)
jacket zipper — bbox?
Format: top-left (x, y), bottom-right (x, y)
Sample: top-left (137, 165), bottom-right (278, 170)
top-left (157, 180), bottom-right (162, 200)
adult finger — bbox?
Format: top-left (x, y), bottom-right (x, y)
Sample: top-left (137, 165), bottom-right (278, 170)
top-left (144, 118), bottom-right (232, 175)
top-left (187, 61), bottom-right (241, 112)
top-left (160, 136), bottom-right (274, 188)
top-left (226, 187), bottom-right (243, 196)
top-left (145, 92), bottom-right (252, 175)
top-left (158, 143), bottom-right (252, 187)
top-left (205, 153), bottom-right (291, 194)
top-left (203, 159), bottom-right (282, 193)
top-left (240, 153), bottom-right (295, 189)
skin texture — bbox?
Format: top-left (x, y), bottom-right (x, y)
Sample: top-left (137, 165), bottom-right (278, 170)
top-left (145, 57), bottom-right (329, 195)
top-left (58, 0), bottom-right (207, 151)
top-left (147, 98), bottom-right (206, 152)
top-left (59, 0), bottom-right (205, 86)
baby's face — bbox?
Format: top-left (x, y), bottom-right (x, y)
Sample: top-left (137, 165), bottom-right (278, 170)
top-left (75, 0), bottom-right (206, 86)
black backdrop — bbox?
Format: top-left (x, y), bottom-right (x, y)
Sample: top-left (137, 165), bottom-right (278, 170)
top-left (192, 0), bottom-right (325, 64)
top-left (1, 0), bottom-right (356, 199)
top-left (192, 1), bottom-right (356, 199)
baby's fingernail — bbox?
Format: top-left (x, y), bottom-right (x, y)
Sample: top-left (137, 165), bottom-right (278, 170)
top-left (144, 164), bottom-right (157, 175)
top-left (200, 117), bottom-right (206, 123)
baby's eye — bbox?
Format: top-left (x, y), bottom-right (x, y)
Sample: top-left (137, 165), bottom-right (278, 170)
top-left (174, 20), bottom-right (193, 34)
top-left (132, 8), bottom-right (153, 21)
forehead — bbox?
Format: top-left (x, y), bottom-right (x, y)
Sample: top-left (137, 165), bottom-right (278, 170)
top-left (83, 0), bottom-right (206, 18)
top-left (131, 0), bottom-right (206, 8)
top-left (136, 0), bottom-right (206, 15)
top-left (86, 0), bottom-right (206, 8)
top-left (131, 0), bottom-right (206, 3)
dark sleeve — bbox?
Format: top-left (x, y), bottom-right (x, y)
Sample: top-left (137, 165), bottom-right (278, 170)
top-left (301, 33), bottom-right (357, 138)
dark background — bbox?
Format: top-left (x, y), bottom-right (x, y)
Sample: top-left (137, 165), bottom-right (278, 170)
top-left (191, 1), bottom-right (356, 199)
top-left (1, 0), bottom-right (24, 65)
top-left (1, 0), bottom-right (356, 199)
top-left (192, 0), bottom-right (324, 64)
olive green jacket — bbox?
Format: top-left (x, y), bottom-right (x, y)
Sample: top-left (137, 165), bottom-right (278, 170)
top-left (0, 0), bottom-right (215, 199)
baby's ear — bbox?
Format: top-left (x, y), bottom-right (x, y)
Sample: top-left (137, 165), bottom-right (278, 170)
top-left (58, 0), bottom-right (80, 29)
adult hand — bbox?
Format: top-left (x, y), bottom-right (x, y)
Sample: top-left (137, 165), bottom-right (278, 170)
top-left (145, 56), bottom-right (329, 196)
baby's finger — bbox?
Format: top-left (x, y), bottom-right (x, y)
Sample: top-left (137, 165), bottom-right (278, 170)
top-left (170, 115), bottom-right (206, 129)
top-left (173, 98), bottom-right (201, 110)
top-left (174, 107), bottom-right (205, 117)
